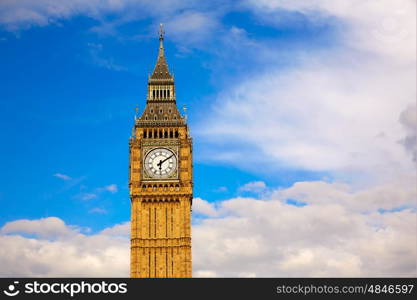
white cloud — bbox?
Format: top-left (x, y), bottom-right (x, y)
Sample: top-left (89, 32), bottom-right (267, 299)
top-left (0, 0), bottom-right (219, 37)
top-left (79, 193), bottom-right (97, 201)
top-left (193, 180), bottom-right (416, 277)
top-left (193, 270), bottom-right (217, 277)
top-left (162, 10), bottom-right (220, 46)
top-left (100, 222), bottom-right (130, 237)
top-left (238, 181), bottom-right (267, 193)
top-left (89, 207), bottom-right (108, 214)
top-left (213, 186), bottom-right (228, 193)
top-left (244, 0), bottom-right (416, 63)
top-left (193, 197), bottom-right (218, 217)
top-left (399, 104), bottom-right (417, 163)
top-left (0, 218), bottom-right (129, 277)
top-left (273, 176), bottom-right (416, 212)
top-left (1, 217), bottom-right (77, 239)
top-left (103, 184), bottom-right (118, 193)
top-left (0, 0), bottom-right (132, 30)
top-left (53, 173), bottom-right (72, 181)
top-left (87, 42), bottom-right (127, 71)
top-left (196, 0), bottom-right (416, 186)
top-left (1, 177), bottom-right (414, 277)
top-left (197, 59), bottom-right (415, 178)
top-left (94, 184), bottom-right (118, 194)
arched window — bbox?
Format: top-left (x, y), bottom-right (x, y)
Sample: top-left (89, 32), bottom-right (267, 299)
top-left (170, 130), bottom-right (173, 138)
top-left (149, 130), bottom-right (152, 138)
top-left (164, 131), bottom-right (168, 138)
top-left (153, 90), bottom-right (155, 99)
top-left (175, 130), bottom-right (179, 138)
top-left (154, 115), bottom-right (157, 120)
top-left (167, 90), bottom-right (170, 98)
top-left (159, 130), bottom-right (162, 138)
top-left (143, 130), bottom-right (147, 138)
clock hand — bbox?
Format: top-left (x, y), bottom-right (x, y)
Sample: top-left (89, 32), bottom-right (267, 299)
top-left (160, 155), bottom-right (174, 165)
top-left (156, 154), bottom-right (174, 171)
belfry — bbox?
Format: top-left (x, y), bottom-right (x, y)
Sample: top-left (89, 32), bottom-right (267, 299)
top-left (129, 25), bottom-right (193, 278)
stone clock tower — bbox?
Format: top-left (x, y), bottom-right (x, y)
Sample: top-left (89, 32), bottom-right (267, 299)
top-left (129, 25), bottom-right (192, 278)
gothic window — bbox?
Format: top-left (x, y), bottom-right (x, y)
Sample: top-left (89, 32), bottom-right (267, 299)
top-left (169, 109), bottom-right (172, 113)
top-left (175, 130), bottom-right (178, 138)
top-left (150, 109), bottom-right (153, 113)
top-left (167, 90), bottom-right (170, 98)
top-left (145, 116), bottom-right (148, 120)
top-left (159, 130), bottom-right (162, 138)
top-left (170, 130), bottom-right (173, 138)
top-left (159, 109), bottom-right (162, 114)
top-left (173, 116), bottom-right (177, 120)
top-left (149, 130), bottom-right (152, 138)
top-left (143, 130), bottom-right (147, 138)
top-left (164, 131), bottom-right (168, 138)
top-left (164, 116), bottom-right (168, 120)
top-left (154, 115), bottom-right (157, 120)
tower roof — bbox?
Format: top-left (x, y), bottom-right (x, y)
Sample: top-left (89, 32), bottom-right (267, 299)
top-left (150, 24), bottom-right (173, 80)
top-left (135, 24), bottom-right (185, 127)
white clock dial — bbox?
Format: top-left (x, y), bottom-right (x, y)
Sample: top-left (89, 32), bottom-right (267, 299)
top-left (144, 148), bottom-right (177, 179)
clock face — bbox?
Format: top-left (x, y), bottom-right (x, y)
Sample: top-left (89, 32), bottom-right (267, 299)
top-left (144, 148), bottom-right (177, 179)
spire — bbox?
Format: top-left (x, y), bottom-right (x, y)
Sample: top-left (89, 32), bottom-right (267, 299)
top-left (150, 23), bottom-right (172, 80)
top-left (158, 23), bottom-right (165, 57)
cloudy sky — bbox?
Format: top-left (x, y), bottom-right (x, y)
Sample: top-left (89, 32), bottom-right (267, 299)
top-left (0, 0), bottom-right (415, 277)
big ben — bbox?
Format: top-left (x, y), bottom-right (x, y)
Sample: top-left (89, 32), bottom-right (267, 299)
top-left (129, 25), bottom-right (192, 278)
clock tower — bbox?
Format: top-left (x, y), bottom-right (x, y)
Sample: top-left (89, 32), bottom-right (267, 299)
top-left (129, 25), bottom-right (192, 278)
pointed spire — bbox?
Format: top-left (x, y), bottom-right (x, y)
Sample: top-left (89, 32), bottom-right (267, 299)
top-left (158, 23), bottom-right (165, 57)
top-left (150, 23), bottom-right (172, 80)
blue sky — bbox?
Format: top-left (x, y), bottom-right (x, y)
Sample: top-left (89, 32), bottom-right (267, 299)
top-left (0, 1), bottom-right (415, 277)
top-left (0, 7), bottom-right (336, 231)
